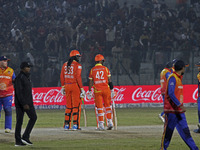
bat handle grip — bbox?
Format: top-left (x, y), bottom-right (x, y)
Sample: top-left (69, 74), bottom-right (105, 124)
top-left (112, 98), bottom-right (115, 108)
top-left (81, 98), bottom-right (85, 104)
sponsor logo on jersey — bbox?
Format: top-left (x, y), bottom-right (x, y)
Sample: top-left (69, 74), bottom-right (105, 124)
top-left (0, 76), bottom-right (11, 79)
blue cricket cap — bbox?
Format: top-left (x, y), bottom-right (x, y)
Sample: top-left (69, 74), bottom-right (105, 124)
top-left (0, 56), bottom-right (10, 61)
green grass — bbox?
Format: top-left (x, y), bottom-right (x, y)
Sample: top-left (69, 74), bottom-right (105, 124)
top-left (0, 107), bottom-right (199, 150)
top-left (1, 107), bottom-right (198, 128)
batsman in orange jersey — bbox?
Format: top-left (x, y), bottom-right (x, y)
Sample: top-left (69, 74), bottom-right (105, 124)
top-left (60, 50), bottom-right (85, 131)
top-left (88, 54), bottom-right (115, 130)
top-left (0, 56), bottom-right (16, 133)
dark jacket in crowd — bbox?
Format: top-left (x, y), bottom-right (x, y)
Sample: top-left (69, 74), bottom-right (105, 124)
top-left (14, 71), bottom-right (33, 107)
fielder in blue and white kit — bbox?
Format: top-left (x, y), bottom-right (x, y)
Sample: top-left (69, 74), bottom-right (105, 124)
top-left (160, 60), bottom-right (198, 150)
top-left (0, 56), bottom-right (16, 133)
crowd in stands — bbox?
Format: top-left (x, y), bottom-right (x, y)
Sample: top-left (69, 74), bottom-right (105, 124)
top-left (0, 0), bottom-right (200, 86)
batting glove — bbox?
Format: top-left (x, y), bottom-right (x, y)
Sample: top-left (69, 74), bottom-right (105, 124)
top-left (111, 89), bottom-right (115, 99)
top-left (80, 88), bottom-right (86, 98)
top-left (61, 86), bottom-right (66, 95)
top-left (87, 91), bottom-right (93, 100)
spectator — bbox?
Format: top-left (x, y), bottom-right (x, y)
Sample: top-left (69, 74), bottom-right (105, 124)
top-left (139, 30), bottom-right (150, 62)
top-left (105, 25), bottom-right (115, 56)
top-left (25, 0), bottom-right (36, 17)
top-left (0, 0), bottom-right (200, 86)
top-left (111, 41), bottom-right (123, 74)
top-left (44, 63), bottom-right (59, 87)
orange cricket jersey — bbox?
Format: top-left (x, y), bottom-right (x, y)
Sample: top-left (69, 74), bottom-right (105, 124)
top-left (160, 68), bottom-right (171, 95)
top-left (60, 60), bottom-right (83, 88)
top-left (164, 72), bottom-right (184, 113)
top-left (89, 63), bottom-right (111, 91)
top-left (0, 67), bottom-right (15, 97)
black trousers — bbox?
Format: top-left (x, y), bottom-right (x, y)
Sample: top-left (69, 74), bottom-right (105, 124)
top-left (15, 106), bottom-right (37, 143)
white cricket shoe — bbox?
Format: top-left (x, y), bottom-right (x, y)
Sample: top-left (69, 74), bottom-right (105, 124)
top-left (158, 114), bottom-right (165, 123)
top-left (5, 128), bottom-right (11, 133)
top-left (97, 123), bottom-right (105, 131)
top-left (107, 119), bottom-right (113, 130)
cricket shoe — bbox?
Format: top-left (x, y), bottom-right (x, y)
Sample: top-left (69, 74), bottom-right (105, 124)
top-left (72, 124), bottom-right (78, 131)
top-left (198, 123), bottom-right (200, 129)
top-left (5, 128), bottom-right (11, 133)
top-left (97, 123), bottom-right (105, 131)
top-left (107, 120), bottom-right (113, 130)
top-left (21, 139), bottom-right (33, 145)
top-left (193, 129), bottom-right (200, 133)
top-left (15, 142), bottom-right (26, 147)
top-left (193, 123), bottom-right (200, 133)
top-left (96, 127), bottom-right (105, 131)
top-left (158, 114), bottom-right (165, 123)
top-left (64, 125), bottom-right (69, 131)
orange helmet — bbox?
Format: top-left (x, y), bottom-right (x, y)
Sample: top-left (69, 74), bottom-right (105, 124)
top-left (70, 50), bottom-right (81, 57)
top-left (95, 54), bottom-right (105, 62)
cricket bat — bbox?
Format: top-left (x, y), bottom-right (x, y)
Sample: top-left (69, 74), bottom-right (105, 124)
top-left (112, 98), bottom-right (117, 130)
top-left (81, 98), bottom-right (87, 127)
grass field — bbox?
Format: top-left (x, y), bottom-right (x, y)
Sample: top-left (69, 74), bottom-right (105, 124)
top-left (0, 107), bottom-right (200, 150)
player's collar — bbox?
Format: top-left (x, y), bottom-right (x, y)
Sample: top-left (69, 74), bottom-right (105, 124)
top-left (95, 63), bottom-right (102, 66)
top-left (165, 68), bottom-right (171, 72)
top-left (0, 66), bottom-right (8, 72)
top-left (174, 72), bottom-right (182, 79)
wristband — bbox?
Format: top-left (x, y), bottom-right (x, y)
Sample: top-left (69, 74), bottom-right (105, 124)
top-left (108, 82), bottom-right (113, 90)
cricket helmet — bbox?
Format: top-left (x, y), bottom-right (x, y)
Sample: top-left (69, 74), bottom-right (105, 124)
top-left (95, 54), bottom-right (105, 62)
top-left (70, 50), bottom-right (81, 57)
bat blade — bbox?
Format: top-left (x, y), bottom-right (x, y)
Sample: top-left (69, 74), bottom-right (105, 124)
top-left (81, 98), bottom-right (87, 127)
top-left (112, 100), bottom-right (117, 130)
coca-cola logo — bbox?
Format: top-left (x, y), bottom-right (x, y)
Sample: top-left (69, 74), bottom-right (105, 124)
top-left (85, 88), bottom-right (95, 102)
top-left (132, 87), bottom-right (162, 101)
top-left (85, 87), bottom-right (125, 102)
top-left (114, 87), bottom-right (125, 101)
top-left (32, 89), bottom-right (65, 103)
top-left (10, 85), bottom-right (198, 106)
top-left (192, 88), bottom-right (198, 100)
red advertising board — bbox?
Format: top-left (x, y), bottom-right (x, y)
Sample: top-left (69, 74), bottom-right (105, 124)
top-left (11, 85), bottom-right (198, 106)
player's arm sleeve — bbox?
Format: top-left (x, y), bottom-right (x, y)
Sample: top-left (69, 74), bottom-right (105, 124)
top-left (107, 68), bottom-right (113, 90)
top-left (88, 69), bottom-right (93, 91)
top-left (89, 79), bottom-right (93, 91)
top-left (106, 67), bottom-right (111, 77)
top-left (168, 77), bottom-right (181, 106)
top-left (76, 65), bottom-right (83, 89)
top-left (165, 72), bottom-right (170, 79)
top-left (60, 64), bottom-right (65, 87)
top-left (15, 76), bottom-right (27, 106)
top-left (12, 72), bottom-right (16, 83)
top-left (197, 73), bottom-right (200, 82)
